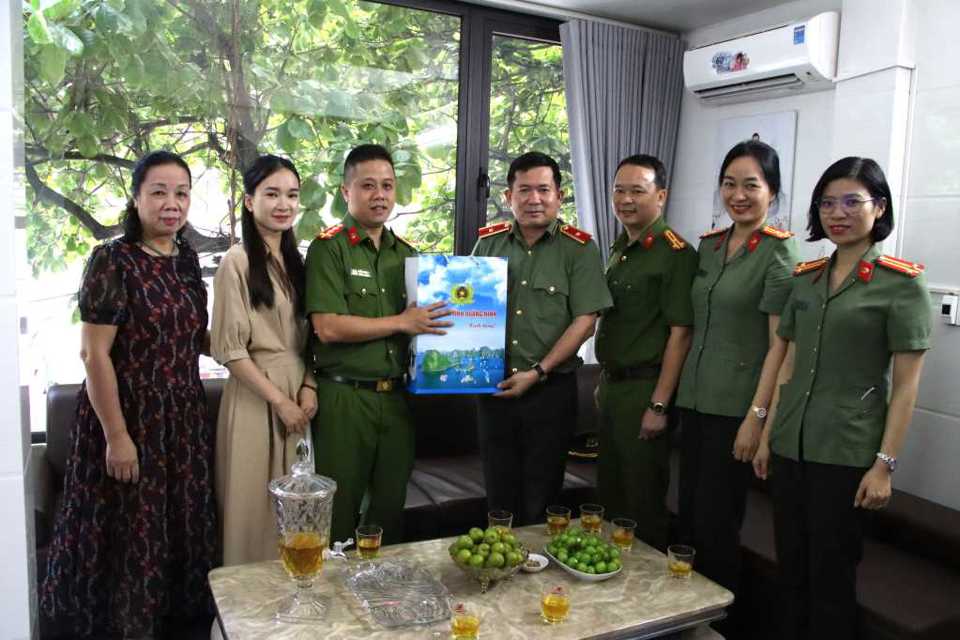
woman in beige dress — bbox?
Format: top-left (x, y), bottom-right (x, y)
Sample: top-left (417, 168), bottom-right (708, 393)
top-left (212, 155), bottom-right (317, 565)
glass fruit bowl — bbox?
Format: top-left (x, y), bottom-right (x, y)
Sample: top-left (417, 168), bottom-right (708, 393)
top-left (447, 531), bottom-right (529, 593)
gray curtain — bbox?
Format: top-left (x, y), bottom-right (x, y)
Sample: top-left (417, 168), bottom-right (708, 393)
top-left (561, 20), bottom-right (685, 263)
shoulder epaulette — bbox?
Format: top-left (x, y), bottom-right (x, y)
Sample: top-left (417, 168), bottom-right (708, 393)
top-left (478, 221), bottom-right (512, 239)
top-left (559, 223), bottom-right (592, 245)
top-left (761, 225), bottom-right (793, 240)
top-left (394, 233), bottom-right (418, 252)
top-left (876, 255), bottom-right (924, 278)
top-left (663, 229), bottom-right (688, 251)
top-left (316, 223), bottom-right (343, 240)
top-left (699, 227), bottom-right (726, 239)
top-left (793, 257), bottom-right (829, 277)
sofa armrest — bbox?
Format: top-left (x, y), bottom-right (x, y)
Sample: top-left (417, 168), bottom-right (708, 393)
top-left (30, 443), bottom-right (58, 548)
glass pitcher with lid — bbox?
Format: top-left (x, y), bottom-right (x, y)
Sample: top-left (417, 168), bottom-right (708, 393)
top-left (269, 439), bottom-right (337, 621)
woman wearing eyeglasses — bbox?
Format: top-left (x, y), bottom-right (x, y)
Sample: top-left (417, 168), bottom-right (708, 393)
top-left (754, 157), bottom-right (932, 639)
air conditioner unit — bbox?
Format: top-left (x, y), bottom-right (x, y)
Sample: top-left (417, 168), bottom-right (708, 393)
top-left (683, 12), bottom-right (840, 105)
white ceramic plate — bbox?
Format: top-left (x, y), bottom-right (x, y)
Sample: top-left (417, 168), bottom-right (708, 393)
top-left (542, 547), bottom-right (622, 582)
top-left (522, 553), bottom-right (548, 573)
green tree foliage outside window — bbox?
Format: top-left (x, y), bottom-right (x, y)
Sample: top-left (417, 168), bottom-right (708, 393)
top-left (22, 0), bottom-right (573, 276)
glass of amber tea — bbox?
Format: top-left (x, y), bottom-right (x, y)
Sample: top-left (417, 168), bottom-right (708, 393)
top-left (355, 525), bottom-right (383, 560)
top-left (269, 440), bottom-right (337, 621)
top-left (487, 509), bottom-right (513, 533)
top-left (450, 602), bottom-right (481, 639)
top-left (540, 585), bottom-right (571, 624)
top-left (667, 545), bottom-right (696, 579)
top-left (579, 503), bottom-right (604, 535)
top-left (611, 518), bottom-right (636, 551)
top-left (545, 505), bottom-right (572, 536)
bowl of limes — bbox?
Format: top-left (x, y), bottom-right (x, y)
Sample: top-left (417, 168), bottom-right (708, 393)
top-left (448, 526), bottom-right (528, 592)
top-left (543, 527), bottom-right (623, 582)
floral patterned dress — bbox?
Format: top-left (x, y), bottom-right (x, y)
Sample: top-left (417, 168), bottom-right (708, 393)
top-left (40, 239), bottom-right (218, 638)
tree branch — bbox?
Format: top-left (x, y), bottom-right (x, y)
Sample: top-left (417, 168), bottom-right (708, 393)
top-left (24, 163), bottom-right (122, 240)
top-left (26, 146), bottom-right (136, 170)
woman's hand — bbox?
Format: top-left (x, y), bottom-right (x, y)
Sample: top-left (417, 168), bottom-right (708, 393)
top-left (272, 396), bottom-right (310, 434)
top-left (298, 386), bottom-right (318, 421)
top-left (854, 462), bottom-right (892, 509)
top-left (733, 413), bottom-right (763, 462)
top-left (106, 431), bottom-right (139, 483)
top-left (753, 436), bottom-right (771, 479)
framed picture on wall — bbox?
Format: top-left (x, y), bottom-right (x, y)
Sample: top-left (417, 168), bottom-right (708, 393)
top-left (713, 110), bottom-right (797, 231)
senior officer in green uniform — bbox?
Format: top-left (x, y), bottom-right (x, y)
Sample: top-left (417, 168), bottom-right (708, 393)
top-left (472, 151), bottom-right (612, 526)
top-left (305, 144), bottom-right (451, 545)
top-left (595, 154), bottom-right (698, 551)
top-left (753, 157), bottom-right (932, 640)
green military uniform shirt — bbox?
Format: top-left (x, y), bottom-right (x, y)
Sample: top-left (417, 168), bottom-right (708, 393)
top-left (304, 214), bottom-right (416, 380)
top-left (769, 244), bottom-right (933, 468)
top-left (596, 216), bottom-right (698, 370)
top-left (676, 225), bottom-right (799, 417)
top-left (471, 217), bottom-right (612, 374)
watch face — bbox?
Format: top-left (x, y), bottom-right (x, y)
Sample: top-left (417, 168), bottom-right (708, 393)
top-left (753, 406), bottom-right (768, 419)
top-left (651, 402), bottom-right (666, 415)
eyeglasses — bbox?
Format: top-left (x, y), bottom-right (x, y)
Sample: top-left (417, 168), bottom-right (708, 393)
top-left (817, 196), bottom-right (883, 213)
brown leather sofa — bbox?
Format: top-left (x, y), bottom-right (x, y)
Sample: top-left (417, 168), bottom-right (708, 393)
top-left (34, 363), bottom-right (960, 639)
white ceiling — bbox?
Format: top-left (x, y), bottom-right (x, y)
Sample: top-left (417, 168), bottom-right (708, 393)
top-left (481, 0), bottom-right (797, 32)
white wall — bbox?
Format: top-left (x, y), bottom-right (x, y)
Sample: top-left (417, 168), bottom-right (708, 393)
top-left (0, 0), bottom-right (34, 638)
top-left (669, 0), bottom-right (960, 510)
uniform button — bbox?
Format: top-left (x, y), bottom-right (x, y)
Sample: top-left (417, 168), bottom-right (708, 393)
top-left (548, 286), bottom-right (555, 293)
top-left (810, 369), bottom-right (815, 374)
top-left (527, 250), bottom-right (533, 256)
top-left (620, 255), bottom-right (627, 262)
top-left (822, 304), bottom-right (826, 309)
top-left (361, 287), bottom-right (367, 295)
top-left (813, 347), bottom-right (817, 352)
top-left (381, 288), bottom-right (386, 293)
top-left (521, 280), bottom-right (528, 286)
top-left (388, 348), bottom-right (394, 354)
top-left (612, 280), bottom-right (619, 285)
top-left (626, 284), bottom-right (631, 289)
top-left (402, 293), bottom-right (406, 298)
top-left (805, 392), bottom-right (810, 396)
top-left (511, 339), bottom-right (518, 345)
top-left (516, 309), bottom-right (523, 315)
top-left (511, 367), bottom-right (519, 374)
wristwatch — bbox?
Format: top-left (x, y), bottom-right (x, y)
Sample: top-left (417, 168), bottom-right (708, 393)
top-left (531, 362), bottom-right (548, 383)
top-left (876, 452), bottom-right (897, 473)
top-left (751, 405), bottom-right (768, 420)
top-left (649, 401), bottom-right (667, 416)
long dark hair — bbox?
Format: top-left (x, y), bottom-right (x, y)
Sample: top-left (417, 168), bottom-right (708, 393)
top-left (241, 155), bottom-right (305, 312)
top-left (121, 150), bottom-right (193, 244)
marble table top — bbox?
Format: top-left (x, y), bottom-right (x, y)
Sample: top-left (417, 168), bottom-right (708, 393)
top-left (209, 522), bottom-right (733, 639)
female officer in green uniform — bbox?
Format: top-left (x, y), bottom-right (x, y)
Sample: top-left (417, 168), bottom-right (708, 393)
top-left (675, 140), bottom-right (798, 635)
top-left (754, 157), bottom-right (932, 639)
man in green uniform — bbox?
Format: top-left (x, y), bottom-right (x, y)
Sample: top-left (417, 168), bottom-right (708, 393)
top-left (595, 155), bottom-right (698, 550)
top-left (305, 144), bottom-right (451, 544)
top-left (472, 151), bottom-right (612, 526)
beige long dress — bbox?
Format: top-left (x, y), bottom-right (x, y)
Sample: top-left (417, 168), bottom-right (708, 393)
top-left (212, 244), bottom-right (311, 566)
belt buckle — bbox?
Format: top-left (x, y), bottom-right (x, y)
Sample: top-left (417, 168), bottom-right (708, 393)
top-left (375, 379), bottom-right (393, 393)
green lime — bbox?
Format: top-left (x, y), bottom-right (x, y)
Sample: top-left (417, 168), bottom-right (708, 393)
top-left (469, 554), bottom-right (484, 568)
top-left (469, 527), bottom-right (484, 542)
top-left (595, 561), bottom-right (607, 573)
top-left (491, 542), bottom-right (506, 554)
top-left (557, 550), bottom-right (569, 562)
top-left (607, 558), bottom-right (621, 571)
top-left (486, 552), bottom-right (505, 568)
top-left (457, 535), bottom-right (474, 550)
top-left (456, 549), bottom-right (473, 565)
top-left (506, 551), bottom-right (522, 566)
top-left (477, 543), bottom-right (490, 556)
top-left (501, 533), bottom-right (517, 547)
top-left (483, 530), bottom-right (500, 545)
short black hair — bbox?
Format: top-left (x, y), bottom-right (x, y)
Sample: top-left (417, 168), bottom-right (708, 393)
top-left (343, 144), bottom-right (394, 183)
top-left (719, 139), bottom-right (782, 198)
top-left (806, 157), bottom-right (894, 242)
top-left (121, 150), bottom-right (192, 243)
top-left (615, 154), bottom-right (668, 189)
top-left (507, 152), bottom-right (561, 189)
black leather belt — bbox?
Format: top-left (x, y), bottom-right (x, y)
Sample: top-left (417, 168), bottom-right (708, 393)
top-left (602, 365), bottom-right (661, 382)
top-left (317, 373), bottom-right (406, 393)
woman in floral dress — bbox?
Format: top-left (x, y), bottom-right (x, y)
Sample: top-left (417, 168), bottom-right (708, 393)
top-left (40, 150), bottom-right (218, 639)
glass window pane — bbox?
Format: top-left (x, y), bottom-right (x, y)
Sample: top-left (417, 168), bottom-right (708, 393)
top-left (19, 0), bottom-right (459, 430)
top-left (486, 35), bottom-right (574, 225)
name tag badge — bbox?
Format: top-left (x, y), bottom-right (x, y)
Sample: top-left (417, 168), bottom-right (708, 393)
top-left (350, 268), bottom-right (372, 278)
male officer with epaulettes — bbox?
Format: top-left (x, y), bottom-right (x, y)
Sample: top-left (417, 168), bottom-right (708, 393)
top-left (472, 151), bottom-right (612, 526)
top-left (594, 154), bottom-right (698, 550)
top-left (305, 144), bottom-right (451, 544)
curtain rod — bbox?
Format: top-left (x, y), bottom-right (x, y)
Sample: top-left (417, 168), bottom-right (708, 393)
top-left (460, 0), bottom-right (679, 36)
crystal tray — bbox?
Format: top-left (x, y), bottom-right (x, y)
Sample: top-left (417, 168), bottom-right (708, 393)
top-left (345, 560), bottom-right (451, 628)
